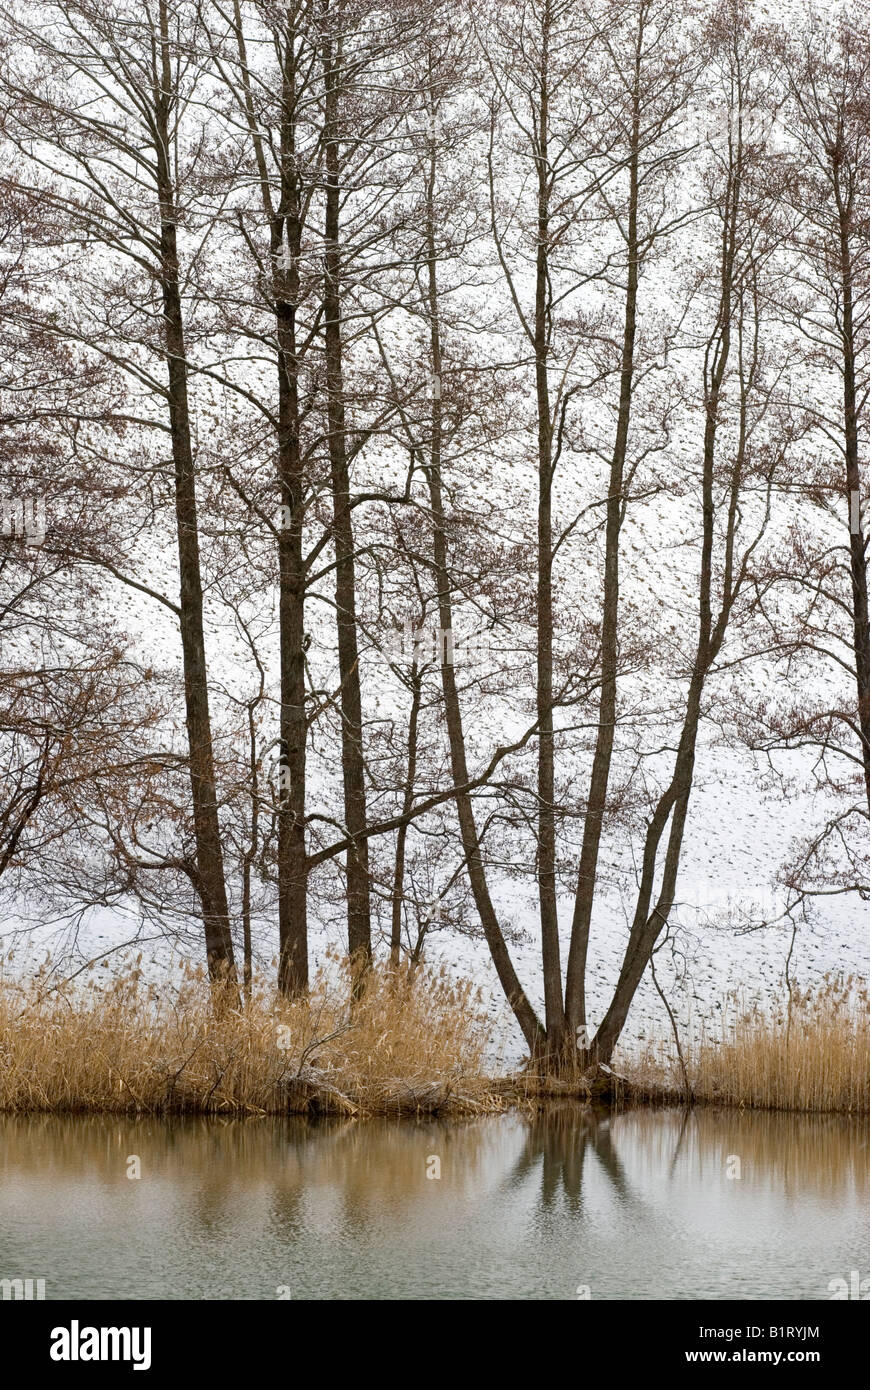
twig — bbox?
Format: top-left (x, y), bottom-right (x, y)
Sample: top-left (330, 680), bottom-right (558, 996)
top-left (650, 936), bottom-right (692, 1104)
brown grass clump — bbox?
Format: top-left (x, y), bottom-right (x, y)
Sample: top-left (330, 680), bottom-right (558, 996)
top-left (625, 974), bottom-right (870, 1114)
top-left (0, 951), bottom-right (503, 1117)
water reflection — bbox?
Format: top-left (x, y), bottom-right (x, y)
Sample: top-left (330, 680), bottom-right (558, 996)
top-left (0, 1107), bottom-right (867, 1299)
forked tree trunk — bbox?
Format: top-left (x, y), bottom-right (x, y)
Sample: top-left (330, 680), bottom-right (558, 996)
top-left (564, 57), bottom-right (642, 1050)
top-left (422, 116), bottom-right (543, 1055)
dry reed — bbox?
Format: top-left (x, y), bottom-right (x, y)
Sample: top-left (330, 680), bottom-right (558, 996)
top-left (624, 974), bottom-right (870, 1114)
top-left (0, 950), bottom-right (502, 1117)
top-left (3, 953), bottom-right (869, 1117)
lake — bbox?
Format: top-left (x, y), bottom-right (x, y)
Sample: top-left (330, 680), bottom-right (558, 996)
top-left (1, 1107), bottom-right (867, 1299)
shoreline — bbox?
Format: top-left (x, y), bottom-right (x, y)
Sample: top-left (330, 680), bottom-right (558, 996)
top-left (2, 1073), bottom-right (870, 1120)
top-left (3, 962), bottom-right (869, 1120)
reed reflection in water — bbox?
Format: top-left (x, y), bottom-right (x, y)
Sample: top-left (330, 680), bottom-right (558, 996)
top-left (0, 1107), bottom-right (867, 1299)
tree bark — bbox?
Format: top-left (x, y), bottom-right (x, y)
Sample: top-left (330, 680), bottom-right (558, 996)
top-left (564, 38), bottom-right (643, 1047)
top-left (156, 1), bottom-right (237, 996)
top-left (231, 0), bottom-right (309, 995)
top-left (390, 662), bottom-right (422, 968)
top-left (834, 180), bottom-right (870, 812)
top-left (593, 112), bottom-right (744, 1060)
top-left (321, 3), bottom-right (372, 974)
top-left (533, 10), bottom-right (566, 1050)
top-left (421, 114), bottom-right (544, 1054)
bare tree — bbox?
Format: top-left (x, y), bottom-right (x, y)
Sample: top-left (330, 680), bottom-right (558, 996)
top-left (0, 0), bottom-right (239, 993)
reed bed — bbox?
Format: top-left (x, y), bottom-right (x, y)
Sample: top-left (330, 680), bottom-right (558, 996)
top-left (626, 975), bottom-right (870, 1114)
top-left (3, 955), bottom-right (869, 1117)
top-left (0, 951), bottom-right (503, 1117)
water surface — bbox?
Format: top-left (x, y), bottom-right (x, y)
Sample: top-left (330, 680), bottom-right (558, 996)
top-left (1, 1107), bottom-right (867, 1299)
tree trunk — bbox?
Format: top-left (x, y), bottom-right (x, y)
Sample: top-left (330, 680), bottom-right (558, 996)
top-left (156, 2), bottom-right (237, 998)
top-left (422, 120), bottom-right (544, 1055)
top-left (390, 663), bottom-right (422, 967)
top-left (275, 241), bottom-right (310, 997)
top-left (231, 0), bottom-right (309, 996)
top-left (836, 194), bottom-right (870, 812)
top-left (593, 123), bottom-right (744, 1061)
top-left (322, 6), bottom-right (372, 976)
top-left (564, 61), bottom-right (642, 1048)
top-left (533, 16), bottom-right (565, 1050)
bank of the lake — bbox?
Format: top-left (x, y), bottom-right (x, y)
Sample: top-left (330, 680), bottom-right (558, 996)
top-left (2, 962), bottom-right (869, 1118)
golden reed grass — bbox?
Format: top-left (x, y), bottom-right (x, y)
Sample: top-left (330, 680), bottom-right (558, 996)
top-left (3, 953), bottom-right (868, 1117)
top-left (0, 950), bottom-right (502, 1117)
top-left (624, 975), bottom-right (870, 1114)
